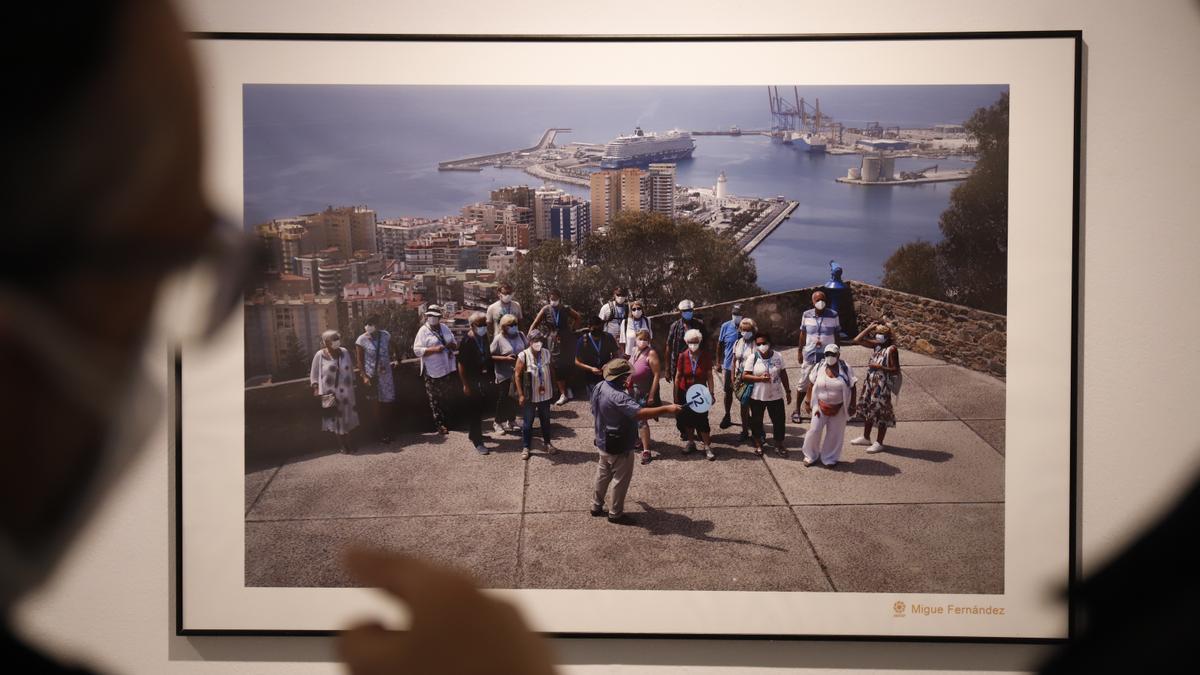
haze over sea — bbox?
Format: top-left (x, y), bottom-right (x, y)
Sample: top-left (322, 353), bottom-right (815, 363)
top-left (244, 85), bottom-right (1007, 291)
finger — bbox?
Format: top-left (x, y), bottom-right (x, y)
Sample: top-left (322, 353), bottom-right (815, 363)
top-left (344, 548), bottom-right (473, 610)
top-left (338, 621), bottom-right (413, 674)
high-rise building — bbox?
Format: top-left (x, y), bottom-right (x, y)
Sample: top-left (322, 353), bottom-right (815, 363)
top-left (244, 292), bottom-right (340, 379)
top-left (647, 163), bottom-right (677, 220)
top-left (376, 218), bottom-right (442, 260)
top-left (589, 172), bottom-right (618, 228)
top-left (549, 197), bottom-right (591, 245)
top-left (533, 186), bottom-right (567, 241)
top-left (490, 185), bottom-right (536, 210)
top-left (618, 168), bottom-right (648, 214)
top-left (304, 205), bottom-right (374, 254)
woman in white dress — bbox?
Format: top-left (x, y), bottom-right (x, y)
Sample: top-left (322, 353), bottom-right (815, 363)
top-left (310, 329), bottom-right (360, 453)
top-left (801, 343), bottom-right (857, 467)
top-left (619, 299), bottom-right (653, 358)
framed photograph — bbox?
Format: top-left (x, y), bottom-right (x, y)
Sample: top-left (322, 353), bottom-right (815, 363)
top-left (178, 31), bottom-right (1080, 640)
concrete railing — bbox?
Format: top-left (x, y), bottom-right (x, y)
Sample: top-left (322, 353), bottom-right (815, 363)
top-left (246, 282), bottom-right (1002, 467)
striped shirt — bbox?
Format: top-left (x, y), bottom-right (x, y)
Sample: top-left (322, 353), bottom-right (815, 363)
top-left (801, 309), bottom-right (840, 363)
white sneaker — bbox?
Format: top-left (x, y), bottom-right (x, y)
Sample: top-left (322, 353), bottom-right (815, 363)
top-left (521, 448), bottom-right (531, 460)
top-left (475, 444), bottom-right (490, 455)
top-left (554, 394), bottom-right (568, 406)
top-left (867, 442), bottom-right (885, 454)
top-left (493, 422), bottom-right (506, 435)
top-left (850, 436), bottom-right (871, 446)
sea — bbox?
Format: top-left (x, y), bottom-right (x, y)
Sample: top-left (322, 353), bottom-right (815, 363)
top-left (244, 84), bottom-right (1008, 291)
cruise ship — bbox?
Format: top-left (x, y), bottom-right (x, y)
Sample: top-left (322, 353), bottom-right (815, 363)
top-left (599, 127), bottom-right (695, 168)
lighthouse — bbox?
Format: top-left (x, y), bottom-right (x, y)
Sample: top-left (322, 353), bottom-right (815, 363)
top-left (715, 171), bottom-right (728, 199)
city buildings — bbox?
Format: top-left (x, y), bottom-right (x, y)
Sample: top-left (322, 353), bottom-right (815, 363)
top-left (647, 163), bottom-right (677, 220)
top-left (549, 196), bottom-right (591, 245)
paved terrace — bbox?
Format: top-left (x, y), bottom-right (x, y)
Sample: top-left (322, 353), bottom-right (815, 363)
top-left (245, 344), bottom-right (1005, 594)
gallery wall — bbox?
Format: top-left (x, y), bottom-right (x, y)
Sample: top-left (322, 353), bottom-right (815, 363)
top-left (13, 1), bottom-right (1200, 673)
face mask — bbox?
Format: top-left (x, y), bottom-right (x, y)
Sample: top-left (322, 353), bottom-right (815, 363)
top-left (636, 339), bottom-right (649, 350)
top-left (475, 326), bottom-right (488, 337)
top-left (615, 296), bottom-right (627, 304)
top-left (815, 301), bottom-right (827, 311)
top-left (531, 342), bottom-right (543, 352)
top-left (681, 311), bottom-right (694, 320)
top-left (876, 334), bottom-right (887, 343)
top-left (632, 309), bottom-right (643, 318)
top-left (741, 331), bottom-right (753, 341)
top-left (687, 343), bottom-right (700, 353)
top-left (500, 294), bottom-right (512, 303)
top-left (364, 325), bottom-right (376, 335)
top-left (549, 299), bottom-right (560, 307)
top-left (0, 290), bottom-right (162, 610)
top-left (732, 314), bottom-right (742, 324)
top-left (506, 327), bottom-right (517, 336)
top-left (757, 344), bottom-right (770, 354)
top-left (427, 317), bottom-right (439, 327)
top-left (591, 328), bottom-right (603, 336)
top-left (825, 355), bottom-right (838, 366)
top-left (330, 339), bottom-right (342, 350)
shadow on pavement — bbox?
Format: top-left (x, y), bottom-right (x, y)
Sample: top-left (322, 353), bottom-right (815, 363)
top-left (825, 458), bottom-right (902, 476)
top-left (633, 501), bottom-right (788, 552)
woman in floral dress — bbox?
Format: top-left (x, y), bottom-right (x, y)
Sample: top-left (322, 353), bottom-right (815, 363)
top-left (850, 323), bottom-right (901, 454)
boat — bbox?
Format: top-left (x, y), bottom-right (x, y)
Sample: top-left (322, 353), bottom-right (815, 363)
top-left (788, 131), bottom-right (827, 153)
top-left (599, 127), bottom-right (696, 169)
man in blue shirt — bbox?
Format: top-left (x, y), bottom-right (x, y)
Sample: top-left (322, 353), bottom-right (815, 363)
top-left (590, 359), bottom-right (682, 524)
top-left (715, 302), bottom-right (745, 429)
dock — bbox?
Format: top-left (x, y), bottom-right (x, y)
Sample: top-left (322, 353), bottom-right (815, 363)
top-left (739, 200), bottom-right (798, 254)
top-left (438, 128), bottom-right (571, 171)
top-left (835, 169), bottom-right (971, 186)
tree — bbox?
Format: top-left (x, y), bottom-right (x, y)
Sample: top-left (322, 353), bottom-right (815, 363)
top-left (936, 92), bottom-right (1008, 313)
top-left (505, 211), bottom-right (765, 318)
top-left (879, 92), bottom-right (1009, 313)
top-left (881, 240), bottom-right (944, 301)
top-left (577, 211), bottom-right (763, 314)
top-left (276, 330), bottom-right (308, 380)
top-left (370, 302), bottom-right (422, 357)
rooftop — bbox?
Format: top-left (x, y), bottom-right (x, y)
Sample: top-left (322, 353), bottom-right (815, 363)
top-left (245, 344), bottom-right (1005, 594)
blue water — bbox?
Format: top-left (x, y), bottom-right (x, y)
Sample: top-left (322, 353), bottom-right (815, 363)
top-left (244, 85), bottom-right (1006, 290)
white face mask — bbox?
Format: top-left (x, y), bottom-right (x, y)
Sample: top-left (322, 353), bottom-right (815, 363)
top-left (741, 331), bottom-right (753, 340)
top-left (815, 300), bottom-right (827, 311)
top-left (825, 355), bottom-right (838, 366)
top-left (500, 294), bottom-right (512, 303)
top-left (427, 317), bottom-right (439, 327)
top-left (549, 299), bottom-right (560, 307)
top-left (615, 296), bottom-right (627, 304)
top-left (757, 344), bottom-right (770, 354)
top-left (636, 339), bottom-right (649, 350)
top-left (364, 325), bottom-right (376, 335)
top-left (687, 343), bottom-right (700, 353)
top-left (531, 342), bottom-right (543, 352)
top-left (632, 309), bottom-right (643, 318)
top-left (330, 339), bottom-right (342, 350)
top-left (876, 334), bottom-right (887, 343)
top-left (0, 290), bottom-right (162, 610)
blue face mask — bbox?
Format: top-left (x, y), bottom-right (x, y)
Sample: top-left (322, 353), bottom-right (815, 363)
top-left (682, 311), bottom-right (694, 320)
top-left (475, 326), bottom-right (488, 337)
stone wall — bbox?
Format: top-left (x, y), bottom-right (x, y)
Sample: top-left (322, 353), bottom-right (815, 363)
top-left (847, 281), bottom-right (1006, 377)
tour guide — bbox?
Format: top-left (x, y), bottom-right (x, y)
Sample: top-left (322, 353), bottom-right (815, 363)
top-left (590, 359), bottom-right (683, 524)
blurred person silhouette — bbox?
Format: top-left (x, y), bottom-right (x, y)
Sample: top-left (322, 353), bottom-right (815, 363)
top-left (0, 2), bottom-right (556, 673)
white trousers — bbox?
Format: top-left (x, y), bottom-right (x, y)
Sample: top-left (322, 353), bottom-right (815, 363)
top-left (802, 406), bottom-right (848, 465)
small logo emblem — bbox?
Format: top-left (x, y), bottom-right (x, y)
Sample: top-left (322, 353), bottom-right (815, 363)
top-left (893, 601), bottom-right (906, 617)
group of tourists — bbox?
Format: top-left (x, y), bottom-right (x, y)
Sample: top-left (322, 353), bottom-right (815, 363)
top-left (308, 286), bottom-right (905, 518)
